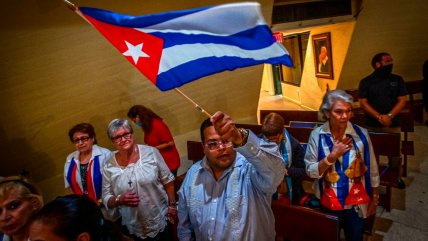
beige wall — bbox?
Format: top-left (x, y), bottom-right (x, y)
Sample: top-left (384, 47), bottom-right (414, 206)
top-left (339, 0), bottom-right (428, 90)
top-left (0, 0), bottom-right (272, 201)
top-left (269, 21), bottom-right (356, 110)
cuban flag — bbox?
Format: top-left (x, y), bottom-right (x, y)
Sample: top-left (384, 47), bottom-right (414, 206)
top-left (74, 2), bottom-right (293, 91)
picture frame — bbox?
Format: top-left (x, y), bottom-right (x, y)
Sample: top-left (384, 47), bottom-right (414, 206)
top-left (312, 32), bottom-right (334, 79)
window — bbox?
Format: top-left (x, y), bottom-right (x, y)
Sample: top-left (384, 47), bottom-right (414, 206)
top-left (275, 32), bottom-right (309, 86)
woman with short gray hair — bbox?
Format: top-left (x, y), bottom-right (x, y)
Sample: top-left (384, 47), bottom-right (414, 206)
top-left (305, 90), bottom-right (379, 241)
top-left (318, 89), bottom-right (354, 121)
top-left (102, 118), bottom-right (176, 240)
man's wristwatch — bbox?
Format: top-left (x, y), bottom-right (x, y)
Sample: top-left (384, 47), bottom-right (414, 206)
top-left (387, 113), bottom-right (394, 119)
top-left (233, 128), bottom-right (249, 148)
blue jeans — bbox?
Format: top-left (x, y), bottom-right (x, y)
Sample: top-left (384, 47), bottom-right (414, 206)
top-left (322, 206), bottom-right (364, 241)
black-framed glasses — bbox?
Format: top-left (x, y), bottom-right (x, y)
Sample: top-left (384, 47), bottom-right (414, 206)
top-left (111, 132), bottom-right (132, 143)
top-left (72, 136), bottom-right (90, 144)
top-left (204, 140), bottom-right (233, 151)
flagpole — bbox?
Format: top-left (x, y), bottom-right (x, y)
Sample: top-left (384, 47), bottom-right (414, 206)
top-left (174, 88), bottom-right (212, 117)
top-left (63, 0), bottom-right (78, 11)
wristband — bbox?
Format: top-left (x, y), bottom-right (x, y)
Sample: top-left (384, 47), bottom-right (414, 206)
top-left (115, 194), bottom-right (121, 206)
top-left (324, 157), bottom-right (334, 166)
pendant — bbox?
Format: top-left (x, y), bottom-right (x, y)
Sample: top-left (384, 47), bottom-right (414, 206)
top-left (325, 166), bottom-right (340, 183)
top-left (345, 151), bottom-right (367, 179)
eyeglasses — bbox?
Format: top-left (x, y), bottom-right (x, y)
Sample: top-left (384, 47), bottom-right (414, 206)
top-left (204, 140), bottom-right (233, 151)
top-left (72, 136), bottom-right (90, 144)
top-left (111, 132), bottom-right (132, 143)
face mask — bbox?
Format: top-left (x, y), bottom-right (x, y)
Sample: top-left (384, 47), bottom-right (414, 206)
top-left (375, 64), bottom-right (393, 77)
top-left (135, 121), bottom-right (143, 127)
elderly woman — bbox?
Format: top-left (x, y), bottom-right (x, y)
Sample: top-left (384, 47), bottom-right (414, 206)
top-left (0, 176), bottom-right (43, 241)
top-left (64, 123), bottom-right (112, 204)
top-left (304, 90), bottom-right (380, 241)
top-left (102, 119), bottom-right (176, 241)
top-left (29, 194), bottom-right (122, 241)
top-left (127, 105), bottom-right (181, 176)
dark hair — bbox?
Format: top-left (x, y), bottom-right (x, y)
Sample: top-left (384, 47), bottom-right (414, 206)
top-left (200, 118), bottom-right (213, 144)
top-left (261, 112), bottom-right (285, 137)
top-left (371, 52), bottom-right (390, 68)
top-left (68, 123), bottom-right (97, 144)
top-left (127, 105), bottom-right (161, 133)
top-left (31, 194), bottom-right (121, 241)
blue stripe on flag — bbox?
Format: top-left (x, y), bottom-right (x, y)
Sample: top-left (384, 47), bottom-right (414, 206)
top-left (156, 55), bottom-right (292, 91)
top-left (149, 25), bottom-right (276, 50)
top-left (80, 6), bottom-right (209, 28)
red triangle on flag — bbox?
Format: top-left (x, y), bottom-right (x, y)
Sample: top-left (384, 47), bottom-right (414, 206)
top-left (321, 187), bottom-right (343, 210)
top-left (345, 183), bottom-right (370, 206)
top-left (82, 14), bottom-right (163, 85)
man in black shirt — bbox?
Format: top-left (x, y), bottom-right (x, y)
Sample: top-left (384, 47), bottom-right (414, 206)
top-left (359, 52), bottom-right (408, 128)
top-left (359, 52), bottom-right (408, 189)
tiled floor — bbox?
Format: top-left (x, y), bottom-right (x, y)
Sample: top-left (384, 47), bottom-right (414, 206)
top-left (258, 92), bottom-right (428, 241)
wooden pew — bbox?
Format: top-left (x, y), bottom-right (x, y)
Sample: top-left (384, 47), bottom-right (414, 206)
top-left (272, 198), bottom-right (339, 241)
top-left (260, 109), bottom-right (319, 126)
top-left (368, 131), bottom-right (401, 213)
top-left (186, 140), bottom-right (204, 163)
top-left (405, 80), bottom-right (424, 123)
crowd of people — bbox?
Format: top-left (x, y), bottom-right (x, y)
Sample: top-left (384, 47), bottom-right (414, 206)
top-left (0, 52), bottom-right (421, 241)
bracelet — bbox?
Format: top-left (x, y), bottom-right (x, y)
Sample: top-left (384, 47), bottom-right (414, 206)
top-left (387, 113), bottom-right (394, 119)
top-left (233, 128), bottom-right (249, 148)
top-left (115, 194), bottom-right (121, 206)
top-left (323, 157), bottom-right (334, 166)
top-left (372, 194), bottom-right (379, 199)
top-left (169, 200), bottom-right (177, 206)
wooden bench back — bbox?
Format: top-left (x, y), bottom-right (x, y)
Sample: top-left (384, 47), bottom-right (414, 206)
top-left (272, 200), bottom-right (339, 241)
top-left (260, 110), bottom-right (319, 126)
top-left (405, 80), bottom-right (423, 102)
top-left (368, 131), bottom-right (401, 159)
top-left (187, 140), bottom-right (204, 163)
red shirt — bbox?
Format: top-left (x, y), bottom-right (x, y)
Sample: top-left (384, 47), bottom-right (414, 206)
top-left (144, 118), bottom-right (180, 171)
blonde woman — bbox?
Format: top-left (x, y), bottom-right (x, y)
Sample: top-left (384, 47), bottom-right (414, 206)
top-left (0, 176), bottom-right (43, 241)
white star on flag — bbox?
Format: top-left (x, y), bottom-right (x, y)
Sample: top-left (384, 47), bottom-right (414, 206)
top-left (353, 188), bottom-right (360, 194)
top-left (122, 41), bottom-right (149, 64)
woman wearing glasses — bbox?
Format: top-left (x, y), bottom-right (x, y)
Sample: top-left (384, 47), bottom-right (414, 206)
top-left (102, 119), bottom-right (176, 241)
top-left (64, 123), bottom-right (112, 205)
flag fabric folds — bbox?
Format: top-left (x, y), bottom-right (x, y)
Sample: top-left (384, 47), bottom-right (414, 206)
top-left (77, 2), bottom-right (293, 91)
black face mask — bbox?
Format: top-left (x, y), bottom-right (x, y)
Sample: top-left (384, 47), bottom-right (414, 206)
top-left (374, 64), bottom-right (393, 77)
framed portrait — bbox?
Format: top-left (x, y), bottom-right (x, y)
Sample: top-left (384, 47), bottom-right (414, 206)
top-left (312, 32), bottom-right (334, 79)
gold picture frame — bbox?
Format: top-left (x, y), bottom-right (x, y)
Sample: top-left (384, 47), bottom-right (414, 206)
top-left (312, 32), bottom-right (334, 79)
